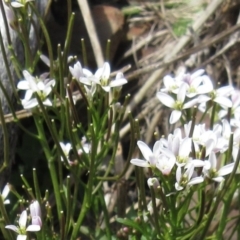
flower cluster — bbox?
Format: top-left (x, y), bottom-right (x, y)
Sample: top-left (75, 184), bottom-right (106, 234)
top-left (59, 137), bottom-right (91, 165)
top-left (69, 61), bottom-right (127, 94)
top-left (5, 200), bottom-right (42, 240)
top-left (131, 69), bottom-right (240, 193)
top-left (131, 120), bottom-right (235, 192)
top-left (17, 70), bottom-right (55, 109)
top-left (157, 69), bottom-right (233, 124)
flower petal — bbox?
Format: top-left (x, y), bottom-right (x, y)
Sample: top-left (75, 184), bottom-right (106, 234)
top-left (170, 110), bottom-right (182, 124)
top-left (156, 92), bottom-right (175, 108)
top-left (218, 163), bottom-right (234, 176)
top-left (26, 224), bottom-right (41, 232)
top-left (137, 141), bottom-right (152, 162)
top-left (5, 225), bottom-right (19, 233)
top-left (130, 159), bottom-right (149, 167)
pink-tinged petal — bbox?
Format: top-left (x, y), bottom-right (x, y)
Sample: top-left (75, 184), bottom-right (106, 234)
top-left (5, 225), bottom-right (19, 233)
top-left (188, 176), bottom-right (204, 186)
top-left (26, 224), bottom-right (41, 232)
top-left (218, 163), bottom-right (234, 176)
top-left (19, 210), bottom-right (27, 228)
top-left (209, 152), bottom-right (217, 168)
top-left (31, 216), bottom-right (42, 227)
top-left (214, 97), bottom-right (232, 108)
top-left (170, 110), bottom-right (182, 124)
top-left (177, 83), bottom-right (187, 102)
top-left (109, 79), bottom-right (127, 88)
top-left (130, 159), bottom-right (149, 167)
top-left (30, 201), bottom-right (41, 218)
top-left (17, 235), bottom-right (27, 240)
top-left (137, 141), bottom-right (152, 161)
top-left (156, 92), bottom-right (175, 108)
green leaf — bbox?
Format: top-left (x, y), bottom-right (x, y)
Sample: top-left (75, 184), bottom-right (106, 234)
top-left (116, 218), bottom-right (144, 233)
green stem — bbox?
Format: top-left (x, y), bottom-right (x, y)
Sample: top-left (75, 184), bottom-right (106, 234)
top-left (150, 186), bottom-right (161, 238)
top-left (71, 124), bottom-right (97, 239)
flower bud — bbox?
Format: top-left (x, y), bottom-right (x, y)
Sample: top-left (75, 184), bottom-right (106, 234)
top-left (30, 201), bottom-right (42, 227)
top-left (147, 178), bottom-right (160, 191)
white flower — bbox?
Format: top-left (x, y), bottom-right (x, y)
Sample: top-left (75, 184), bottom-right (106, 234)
top-left (5, 210), bottom-right (41, 240)
top-left (156, 153), bottom-right (175, 175)
top-left (161, 75), bottom-right (182, 94)
top-left (181, 69), bottom-right (213, 98)
top-left (59, 142), bottom-right (72, 162)
top-left (69, 61), bottom-right (93, 82)
top-left (157, 83), bottom-right (199, 124)
top-left (1, 184), bottom-right (10, 204)
top-left (89, 62), bottom-right (127, 92)
top-left (211, 85), bottom-right (233, 108)
top-left (130, 140), bottom-right (161, 168)
top-left (17, 70), bottom-right (55, 109)
top-left (203, 152), bottom-right (234, 182)
top-left (175, 165), bottom-right (204, 191)
top-left (30, 201), bottom-right (42, 227)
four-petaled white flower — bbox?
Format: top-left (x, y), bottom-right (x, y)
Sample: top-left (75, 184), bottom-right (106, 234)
top-left (130, 140), bottom-right (161, 168)
top-left (203, 152), bottom-right (234, 182)
top-left (175, 165), bottom-right (204, 191)
top-left (157, 83), bottom-right (199, 124)
top-left (5, 210), bottom-right (41, 240)
top-left (17, 70), bottom-right (55, 109)
top-left (89, 62), bottom-right (127, 92)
